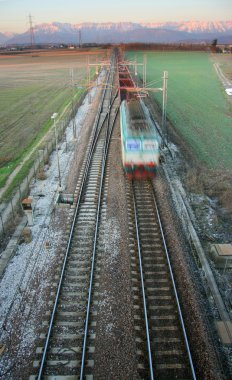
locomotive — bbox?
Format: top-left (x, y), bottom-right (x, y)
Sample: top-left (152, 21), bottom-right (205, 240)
top-left (119, 62), bottom-right (160, 179)
top-left (120, 98), bottom-right (160, 179)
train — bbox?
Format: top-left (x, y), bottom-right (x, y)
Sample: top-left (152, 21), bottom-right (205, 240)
top-left (119, 59), bottom-right (160, 180)
top-left (120, 98), bottom-right (160, 179)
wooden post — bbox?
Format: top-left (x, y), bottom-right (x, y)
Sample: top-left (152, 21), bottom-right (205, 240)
top-left (10, 198), bottom-right (15, 223)
top-left (33, 162), bottom-right (37, 181)
top-left (26, 174), bottom-right (30, 191)
top-left (0, 213), bottom-right (5, 235)
top-left (18, 184), bottom-right (22, 200)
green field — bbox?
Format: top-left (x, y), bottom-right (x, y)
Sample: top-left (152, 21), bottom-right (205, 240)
top-left (126, 51), bottom-right (232, 169)
top-left (0, 50), bottom-right (105, 191)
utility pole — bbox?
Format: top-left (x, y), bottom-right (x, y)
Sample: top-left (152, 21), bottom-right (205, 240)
top-left (134, 57), bottom-right (138, 87)
top-left (87, 56), bottom-right (91, 103)
top-left (79, 30), bottom-right (82, 48)
top-left (70, 68), bottom-right (77, 139)
top-left (28, 13), bottom-right (35, 48)
top-left (87, 55), bottom-right (91, 87)
top-left (143, 54), bottom-right (147, 88)
top-left (95, 56), bottom-right (99, 75)
top-left (162, 70), bottom-right (168, 146)
top-left (51, 113), bottom-right (62, 190)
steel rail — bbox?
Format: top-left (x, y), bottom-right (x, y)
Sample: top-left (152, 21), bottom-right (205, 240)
top-left (37, 62), bottom-right (114, 380)
top-left (151, 183), bottom-right (197, 380)
top-left (131, 180), bottom-right (154, 380)
top-left (80, 55), bottom-right (118, 379)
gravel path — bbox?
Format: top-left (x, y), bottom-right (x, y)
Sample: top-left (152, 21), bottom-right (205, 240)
top-left (92, 116), bottom-right (139, 379)
top-left (153, 169), bottom-right (225, 380)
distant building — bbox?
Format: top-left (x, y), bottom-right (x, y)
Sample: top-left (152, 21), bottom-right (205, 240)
top-left (217, 44), bottom-right (232, 53)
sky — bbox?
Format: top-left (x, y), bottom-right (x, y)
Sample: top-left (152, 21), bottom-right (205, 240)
top-left (0, 0), bottom-right (231, 33)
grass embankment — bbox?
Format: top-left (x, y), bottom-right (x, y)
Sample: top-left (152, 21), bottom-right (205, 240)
top-left (0, 50), bottom-right (104, 200)
top-left (0, 91), bottom-right (80, 202)
top-left (126, 51), bottom-right (232, 169)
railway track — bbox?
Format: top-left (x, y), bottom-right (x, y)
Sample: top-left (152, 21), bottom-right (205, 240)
top-left (126, 179), bottom-right (197, 380)
top-left (30, 52), bottom-right (119, 379)
top-left (30, 50), bottom-right (197, 379)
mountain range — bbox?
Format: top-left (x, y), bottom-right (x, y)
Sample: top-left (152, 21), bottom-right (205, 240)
top-left (1, 21), bottom-right (232, 45)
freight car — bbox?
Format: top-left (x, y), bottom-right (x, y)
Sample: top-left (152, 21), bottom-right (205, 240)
top-left (120, 98), bottom-right (160, 179)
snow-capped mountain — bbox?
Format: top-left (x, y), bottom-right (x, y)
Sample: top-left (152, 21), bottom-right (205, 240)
top-left (3, 21), bottom-right (232, 45)
top-left (0, 31), bottom-right (16, 44)
top-left (141, 20), bottom-right (232, 33)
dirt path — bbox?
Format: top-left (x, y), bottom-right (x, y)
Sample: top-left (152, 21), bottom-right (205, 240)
top-left (213, 62), bottom-right (232, 88)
